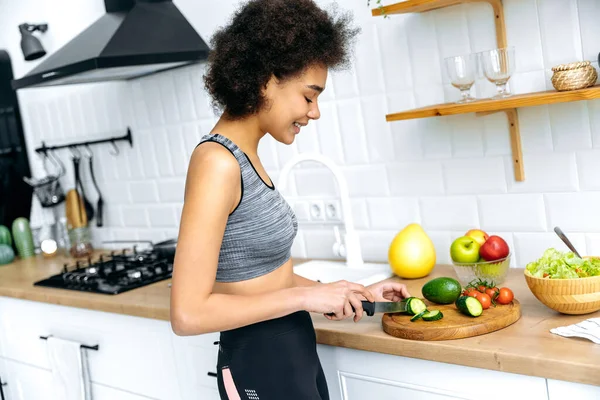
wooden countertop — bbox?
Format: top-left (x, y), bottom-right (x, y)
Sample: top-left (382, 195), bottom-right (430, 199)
top-left (1, 251), bottom-right (599, 386)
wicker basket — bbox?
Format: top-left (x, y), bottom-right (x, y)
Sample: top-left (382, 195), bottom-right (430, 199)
top-left (551, 61), bottom-right (598, 91)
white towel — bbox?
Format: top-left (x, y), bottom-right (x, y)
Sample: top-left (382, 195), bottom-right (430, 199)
top-left (550, 317), bottom-right (600, 344)
top-left (46, 336), bottom-right (93, 400)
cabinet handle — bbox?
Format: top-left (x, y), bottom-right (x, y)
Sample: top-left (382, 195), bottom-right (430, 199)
top-left (207, 372), bottom-right (218, 378)
top-left (39, 335), bottom-right (99, 351)
top-left (0, 376), bottom-right (6, 400)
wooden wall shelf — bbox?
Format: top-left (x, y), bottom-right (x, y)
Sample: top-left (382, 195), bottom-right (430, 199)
top-left (372, 1), bottom-right (600, 181)
top-left (372, 0), bottom-right (507, 49)
top-left (384, 86), bottom-right (600, 182)
top-left (385, 85), bottom-right (600, 122)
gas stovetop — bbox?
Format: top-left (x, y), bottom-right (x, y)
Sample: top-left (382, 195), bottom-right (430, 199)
top-left (34, 247), bottom-right (173, 295)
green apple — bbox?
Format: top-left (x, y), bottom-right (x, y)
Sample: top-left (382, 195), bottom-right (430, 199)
top-left (450, 236), bottom-right (481, 263)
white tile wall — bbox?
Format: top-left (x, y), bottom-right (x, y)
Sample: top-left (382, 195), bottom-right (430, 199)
top-left (3, 0), bottom-right (600, 269)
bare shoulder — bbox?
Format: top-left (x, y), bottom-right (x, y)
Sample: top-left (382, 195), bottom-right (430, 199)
top-left (188, 140), bottom-right (240, 180)
top-left (184, 141), bottom-right (240, 198)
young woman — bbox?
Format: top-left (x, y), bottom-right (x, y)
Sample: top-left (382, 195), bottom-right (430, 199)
top-left (170, 1), bottom-right (411, 399)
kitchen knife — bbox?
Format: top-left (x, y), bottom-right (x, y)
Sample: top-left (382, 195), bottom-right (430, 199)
top-left (326, 299), bottom-right (409, 317)
top-left (361, 299), bottom-right (409, 316)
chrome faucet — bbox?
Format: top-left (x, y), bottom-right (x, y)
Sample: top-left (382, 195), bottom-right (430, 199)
top-left (278, 153), bottom-right (364, 269)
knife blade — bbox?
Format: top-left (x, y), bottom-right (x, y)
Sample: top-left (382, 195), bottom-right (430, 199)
top-left (326, 299), bottom-right (409, 317)
top-left (361, 299), bottom-right (409, 316)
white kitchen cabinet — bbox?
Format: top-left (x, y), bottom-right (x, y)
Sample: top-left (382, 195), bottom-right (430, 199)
top-left (0, 297), bottom-right (181, 400)
top-left (0, 357), bottom-right (10, 400)
top-left (547, 379), bottom-right (600, 400)
top-left (2, 356), bottom-right (161, 400)
top-left (0, 358), bottom-right (54, 400)
top-left (170, 332), bottom-right (221, 398)
top-left (317, 344), bottom-right (342, 400)
top-left (319, 345), bottom-right (549, 400)
top-left (91, 382), bottom-right (160, 400)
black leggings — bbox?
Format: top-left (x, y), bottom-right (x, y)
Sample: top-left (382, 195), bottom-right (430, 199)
top-left (216, 311), bottom-right (330, 400)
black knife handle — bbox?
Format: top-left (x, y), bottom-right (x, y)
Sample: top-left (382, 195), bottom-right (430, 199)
top-left (325, 301), bottom-right (375, 317)
top-left (361, 301), bottom-right (375, 316)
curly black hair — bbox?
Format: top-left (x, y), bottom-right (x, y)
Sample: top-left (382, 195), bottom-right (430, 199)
top-left (203, 0), bottom-right (360, 119)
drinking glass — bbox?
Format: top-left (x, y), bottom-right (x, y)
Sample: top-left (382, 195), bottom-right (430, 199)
top-left (444, 54), bottom-right (477, 103)
top-left (480, 47), bottom-right (515, 99)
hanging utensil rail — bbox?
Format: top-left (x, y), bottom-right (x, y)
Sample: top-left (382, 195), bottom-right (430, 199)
top-left (34, 127), bottom-right (133, 154)
top-left (0, 145), bottom-right (21, 157)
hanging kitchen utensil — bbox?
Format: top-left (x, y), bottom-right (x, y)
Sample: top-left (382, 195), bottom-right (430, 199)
top-left (83, 145), bottom-right (104, 227)
top-left (65, 189), bottom-right (87, 229)
top-left (22, 150), bottom-right (65, 208)
top-left (70, 148), bottom-right (94, 222)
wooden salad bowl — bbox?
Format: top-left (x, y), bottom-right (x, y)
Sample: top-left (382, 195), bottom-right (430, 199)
top-left (524, 268), bottom-right (600, 315)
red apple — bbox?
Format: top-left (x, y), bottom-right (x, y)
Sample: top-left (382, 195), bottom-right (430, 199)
top-left (479, 235), bottom-right (509, 261)
top-left (465, 229), bottom-right (489, 247)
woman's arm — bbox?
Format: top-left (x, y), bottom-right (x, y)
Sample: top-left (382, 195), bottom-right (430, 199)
top-left (293, 273), bottom-right (321, 287)
top-left (169, 144), bottom-right (373, 336)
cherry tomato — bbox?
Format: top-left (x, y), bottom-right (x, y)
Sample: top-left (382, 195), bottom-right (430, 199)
top-left (465, 287), bottom-right (478, 297)
top-left (485, 287), bottom-right (498, 300)
top-left (475, 292), bottom-right (492, 309)
top-left (496, 287), bottom-right (514, 305)
top-left (477, 285), bottom-right (487, 293)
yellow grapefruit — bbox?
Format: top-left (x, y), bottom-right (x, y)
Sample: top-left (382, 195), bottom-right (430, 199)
top-left (388, 223), bottom-right (436, 279)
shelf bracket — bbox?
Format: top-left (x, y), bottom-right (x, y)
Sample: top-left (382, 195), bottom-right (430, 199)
top-left (373, 0), bottom-right (507, 50)
top-left (476, 108), bottom-right (524, 181)
top-left (485, 0), bottom-right (507, 49)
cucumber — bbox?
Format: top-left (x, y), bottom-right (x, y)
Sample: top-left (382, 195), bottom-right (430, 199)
top-left (406, 297), bottom-right (427, 316)
top-left (410, 310), bottom-right (427, 322)
top-left (422, 310), bottom-right (443, 321)
top-left (455, 296), bottom-right (483, 317)
top-left (421, 277), bottom-right (462, 304)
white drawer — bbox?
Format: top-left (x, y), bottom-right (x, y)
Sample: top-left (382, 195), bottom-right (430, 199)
top-left (547, 378), bottom-right (600, 400)
top-left (92, 382), bottom-right (159, 400)
top-left (0, 297), bottom-right (61, 368)
top-left (0, 297), bottom-right (180, 400)
top-left (331, 346), bottom-right (549, 400)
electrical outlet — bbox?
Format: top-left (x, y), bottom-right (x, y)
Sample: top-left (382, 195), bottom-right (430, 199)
top-left (324, 200), bottom-right (342, 222)
top-left (309, 200), bottom-right (325, 221)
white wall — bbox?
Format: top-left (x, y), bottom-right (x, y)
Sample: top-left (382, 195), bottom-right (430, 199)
top-left (1, 0), bottom-right (599, 268)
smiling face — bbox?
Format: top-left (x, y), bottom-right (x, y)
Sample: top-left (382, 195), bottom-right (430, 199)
top-left (258, 64), bottom-right (327, 145)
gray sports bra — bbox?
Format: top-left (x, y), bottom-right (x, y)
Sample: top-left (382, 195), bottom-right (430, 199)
top-left (197, 133), bottom-right (298, 282)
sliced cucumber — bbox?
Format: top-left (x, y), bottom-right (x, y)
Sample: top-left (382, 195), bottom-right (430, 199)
top-left (455, 296), bottom-right (483, 317)
top-left (410, 310), bottom-right (427, 322)
top-left (406, 297), bottom-right (427, 316)
top-left (422, 309), bottom-right (443, 321)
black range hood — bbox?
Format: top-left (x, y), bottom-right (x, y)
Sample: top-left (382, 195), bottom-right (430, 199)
top-left (12, 0), bottom-right (210, 90)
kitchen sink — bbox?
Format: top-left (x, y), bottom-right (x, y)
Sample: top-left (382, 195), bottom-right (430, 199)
top-left (293, 260), bottom-right (393, 286)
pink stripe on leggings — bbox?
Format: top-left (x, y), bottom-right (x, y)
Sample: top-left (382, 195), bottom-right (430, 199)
top-left (222, 368), bottom-right (241, 400)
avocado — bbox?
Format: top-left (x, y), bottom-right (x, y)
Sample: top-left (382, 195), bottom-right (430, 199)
top-left (421, 277), bottom-right (462, 305)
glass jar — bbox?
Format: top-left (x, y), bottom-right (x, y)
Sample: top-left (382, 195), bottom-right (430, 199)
top-left (68, 227), bottom-right (93, 258)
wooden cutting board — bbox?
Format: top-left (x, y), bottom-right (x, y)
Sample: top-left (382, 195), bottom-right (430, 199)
top-left (382, 298), bottom-right (521, 341)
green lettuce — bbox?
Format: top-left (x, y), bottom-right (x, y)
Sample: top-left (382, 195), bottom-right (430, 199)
top-left (525, 248), bottom-right (600, 279)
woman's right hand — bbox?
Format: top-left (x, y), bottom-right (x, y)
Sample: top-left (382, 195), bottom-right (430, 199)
top-left (300, 281), bottom-right (375, 322)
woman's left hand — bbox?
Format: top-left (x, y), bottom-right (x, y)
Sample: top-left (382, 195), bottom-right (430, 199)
top-left (365, 281), bottom-right (411, 302)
